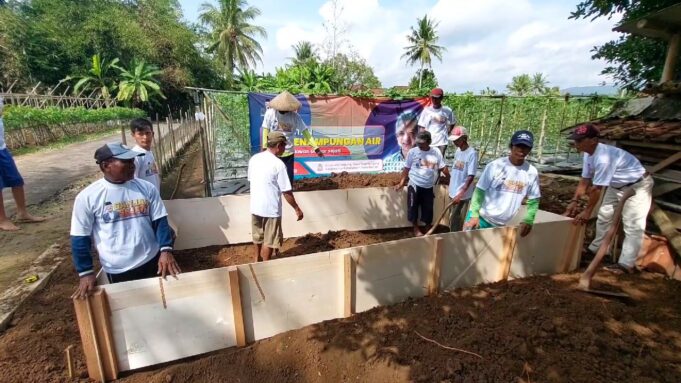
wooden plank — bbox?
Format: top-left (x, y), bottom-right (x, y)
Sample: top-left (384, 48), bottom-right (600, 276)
top-left (89, 290), bottom-right (119, 380)
top-left (72, 295), bottom-right (104, 382)
top-left (228, 268), bottom-right (247, 347)
top-left (649, 150), bottom-right (681, 174)
top-left (343, 252), bottom-right (356, 317)
top-left (559, 224), bottom-right (586, 273)
top-left (65, 345), bottom-right (75, 379)
top-left (509, 219), bottom-right (574, 278)
top-left (653, 183), bottom-right (681, 197)
top-left (498, 227), bottom-right (519, 281)
top-left (427, 237), bottom-right (444, 295)
top-left (651, 204), bottom-right (681, 261)
top-left (619, 140), bottom-right (681, 152)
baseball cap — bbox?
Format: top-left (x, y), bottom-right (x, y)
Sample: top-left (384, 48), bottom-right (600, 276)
top-left (569, 124), bottom-right (599, 140)
top-left (415, 130), bottom-right (432, 144)
top-left (448, 126), bottom-right (468, 141)
top-left (430, 88), bottom-right (444, 98)
top-left (510, 130), bottom-right (534, 148)
top-left (94, 142), bottom-right (143, 164)
top-left (267, 131), bottom-right (288, 145)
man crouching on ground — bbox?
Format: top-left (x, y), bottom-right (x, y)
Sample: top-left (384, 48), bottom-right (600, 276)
top-left (70, 143), bottom-right (180, 299)
top-left (395, 130), bottom-right (450, 236)
top-left (249, 131), bottom-right (304, 262)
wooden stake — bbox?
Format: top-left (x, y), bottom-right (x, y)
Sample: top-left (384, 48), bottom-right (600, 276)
top-left (343, 252), bottom-right (356, 317)
top-left (498, 227), bottom-right (519, 281)
top-left (65, 345), bottom-right (75, 379)
top-left (427, 237), bottom-right (444, 295)
top-left (228, 269), bottom-right (247, 347)
top-left (651, 203), bottom-right (681, 262)
top-left (559, 224), bottom-right (585, 273)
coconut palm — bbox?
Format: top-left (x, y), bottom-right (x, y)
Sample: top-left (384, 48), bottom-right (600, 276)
top-left (199, 0), bottom-right (266, 88)
top-left (69, 54), bottom-right (120, 99)
top-left (401, 15), bottom-right (446, 89)
top-left (116, 59), bottom-right (165, 106)
top-left (507, 74), bottom-right (533, 96)
top-left (531, 72), bottom-right (549, 95)
top-left (290, 41), bottom-right (318, 66)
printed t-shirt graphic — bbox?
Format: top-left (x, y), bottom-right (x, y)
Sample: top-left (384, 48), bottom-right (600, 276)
top-left (417, 106), bottom-right (456, 147)
top-left (405, 147), bottom-right (446, 188)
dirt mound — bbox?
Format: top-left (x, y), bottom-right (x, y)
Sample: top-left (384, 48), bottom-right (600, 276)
top-left (294, 172), bottom-right (402, 191)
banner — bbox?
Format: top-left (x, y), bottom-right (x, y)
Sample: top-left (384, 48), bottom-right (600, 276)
top-left (248, 93), bottom-right (429, 178)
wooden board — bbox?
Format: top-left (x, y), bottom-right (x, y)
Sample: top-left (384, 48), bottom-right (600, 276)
top-left (509, 218), bottom-right (575, 278)
top-left (101, 268), bottom-right (236, 371)
top-left (165, 186), bottom-right (449, 250)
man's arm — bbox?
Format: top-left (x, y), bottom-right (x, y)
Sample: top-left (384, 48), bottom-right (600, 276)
top-left (574, 185), bottom-right (604, 225)
top-left (71, 235), bottom-right (96, 299)
top-left (463, 187), bottom-right (486, 230)
top-left (395, 167), bottom-right (409, 190)
top-left (302, 129), bottom-right (323, 157)
top-left (282, 191), bottom-right (304, 220)
top-left (564, 177), bottom-right (592, 217)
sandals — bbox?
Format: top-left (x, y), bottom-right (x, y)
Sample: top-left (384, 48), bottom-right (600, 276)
top-left (603, 263), bottom-right (636, 275)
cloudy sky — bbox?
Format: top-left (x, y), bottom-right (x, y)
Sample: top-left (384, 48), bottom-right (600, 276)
top-left (179, 0), bottom-right (623, 93)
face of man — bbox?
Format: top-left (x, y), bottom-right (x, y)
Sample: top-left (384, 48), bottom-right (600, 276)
top-left (132, 128), bottom-right (154, 150)
top-left (509, 144), bottom-right (531, 165)
top-left (417, 141), bottom-right (431, 151)
top-left (431, 96), bottom-right (442, 108)
top-left (573, 137), bottom-right (598, 154)
top-left (103, 158), bottom-right (135, 183)
top-left (453, 136), bottom-right (466, 149)
top-left (398, 121), bottom-right (417, 156)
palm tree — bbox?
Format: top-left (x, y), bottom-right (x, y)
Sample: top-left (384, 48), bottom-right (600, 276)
top-left (531, 73), bottom-right (549, 95)
top-left (402, 15), bottom-right (446, 89)
top-left (69, 54), bottom-right (120, 99)
top-left (199, 0), bottom-right (266, 89)
top-left (480, 87), bottom-right (498, 96)
top-left (290, 41), bottom-right (317, 66)
top-left (116, 60), bottom-right (165, 106)
top-left (507, 74), bottom-right (533, 96)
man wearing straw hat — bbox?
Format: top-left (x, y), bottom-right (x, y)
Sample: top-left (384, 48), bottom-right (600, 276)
top-left (262, 91), bottom-right (323, 184)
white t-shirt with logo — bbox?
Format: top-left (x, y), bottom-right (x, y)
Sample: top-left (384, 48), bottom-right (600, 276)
top-left (417, 106), bottom-right (456, 147)
top-left (248, 150), bottom-right (292, 217)
top-left (0, 117), bottom-right (6, 150)
top-left (476, 157), bottom-right (541, 226)
top-left (70, 178), bottom-right (168, 274)
top-left (581, 143), bottom-right (645, 188)
top-left (132, 145), bottom-right (161, 191)
top-left (405, 147), bottom-right (446, 188)
top-left (449, 147), bottom-right (478, 200)
top-left (262, 109), bottom-right (308, 155)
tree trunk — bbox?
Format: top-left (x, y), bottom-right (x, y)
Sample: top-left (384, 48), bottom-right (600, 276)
top-left (419, 62), bottom-right (424, 89)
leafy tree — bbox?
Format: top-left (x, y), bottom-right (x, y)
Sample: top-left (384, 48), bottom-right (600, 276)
top-left (235, 68), bottom-right (264, 91)
top-left (531, 72), bottom-right (549, 95)
top-left (326, 52), bottom-right (381, 92)
top-left (408, 68), bottom-right (438, 91)
top-left (290, 41), bottom-right (318, 67)
top-left (480, 87), bottom-right (499, 96)
top-left (68, 54), bottom-right (120, 99)
top-left (199, 0), bottom-right (266, 88)
top-left (570, 0), bottom-right (680, 89)
top-left (116, 60), bottom-right (165, 106)
top-left (507, 74), bottom-right (533, 96)
top-left (402, 15), bottom-right (446, 88)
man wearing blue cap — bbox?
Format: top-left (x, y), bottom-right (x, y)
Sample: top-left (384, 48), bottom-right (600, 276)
top-left (70, 142), bottom-right (181, 299)
top-left (464, 130), bottom-right (541, 237)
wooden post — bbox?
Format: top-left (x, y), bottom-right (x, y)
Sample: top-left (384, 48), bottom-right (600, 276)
top-left (65, 345), bottom-right (75, 379)
top-left (228, 269), bottom-right (247, 347)
top-left (651, 204), bottom-right (681, 261)
top-left (120, 126), bottom-right (127, 146)
top-left (343, 252), bottom-right (356, 317)
top-left (536, 100), bottom-right (549, 163)
top-left (498, 226), bottom-right (519, 281)
top-left (427, 237), bottom-right (444, 295)
top-left (72, 290), bottom-right (118, 382)
top-left (154, 115), bottom-right (163, 180)
top-left (662, 33), bottom-right (681, 83)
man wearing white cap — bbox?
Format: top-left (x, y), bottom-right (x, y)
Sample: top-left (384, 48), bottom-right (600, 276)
top-left (261, 91), bottom-right (323, 184)
top-left (417, 88), bottom-right (457, 157)
top-left (447, 126), bottom-right (478, 231)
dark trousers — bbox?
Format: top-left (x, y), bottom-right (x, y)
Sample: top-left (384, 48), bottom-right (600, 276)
top-left (279, 154), bottom-right (295, 186)
top-left (408, 185), bottom-right (434, 225)
top-left (107, 253), bottom-right (160, 283)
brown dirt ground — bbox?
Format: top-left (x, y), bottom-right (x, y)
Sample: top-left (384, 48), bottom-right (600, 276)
top-left (9, 173), bottom-right (677, 383)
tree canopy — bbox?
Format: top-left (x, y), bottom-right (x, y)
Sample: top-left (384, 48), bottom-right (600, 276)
top-left (402, 15), bottom-right (446, 89)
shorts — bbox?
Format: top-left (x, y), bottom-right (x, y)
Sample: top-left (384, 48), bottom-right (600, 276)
top-left (0, 148), bottom-right (24, 189)
top-left (252, 214), bottom-right (283, 249)
top-left (279, 154), bottom-right (295, 186)
top-left (407, 185), bottom-right (434, 225)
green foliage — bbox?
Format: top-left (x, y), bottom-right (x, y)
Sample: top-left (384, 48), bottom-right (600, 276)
top-left (570, 0), bottom-right (680, 89)
top-left (116, 60), bottom-right (165, 105)
top-left (408, 69), bottom-right (438, 92)
top-left (199, 0), bottom-right (267, 88)
top-left (326, 52), bottom-right (381, 92)
top-left (402, 14), bottom-right (446, 88)
top-left (3, 106), bottom-right (145, 130)
top-left (507, 74), bottom-right (533, 96)
top-left (69, 54), bottom-right (120, 99)
top-left (507, 73), bottom-right (559, 96)
top-left (290, 41), bottom-right (318, 67)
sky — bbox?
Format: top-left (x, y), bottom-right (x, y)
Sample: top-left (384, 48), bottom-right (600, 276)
top-left (179, 0), bottom-right (623, 93)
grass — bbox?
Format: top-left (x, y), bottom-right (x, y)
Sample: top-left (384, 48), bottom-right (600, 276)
top-left (11, 127), bottom-right (124, 157)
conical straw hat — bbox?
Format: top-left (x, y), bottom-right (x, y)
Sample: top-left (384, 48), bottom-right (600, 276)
top-left (269, 91), bottom-right (301, 112)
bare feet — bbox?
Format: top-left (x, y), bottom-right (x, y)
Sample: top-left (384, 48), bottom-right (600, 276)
top-left (0, 219), bottom-right (20, 231)
top-left (15, 213), bottom-right (46, 223)
top-left (413, 226), bottom-right (424, 237)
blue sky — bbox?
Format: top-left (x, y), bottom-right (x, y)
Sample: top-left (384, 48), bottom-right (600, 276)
top-left (178, 0), bottom-right (622, 92)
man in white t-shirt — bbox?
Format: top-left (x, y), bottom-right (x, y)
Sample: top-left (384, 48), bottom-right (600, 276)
top-left (395, 131), bottom-right (450, 236)
top-left (261, 91), bottom-right (323, 185)
top-left (464, 130), bottom-right (541, 238)
top-left (417, 88), bottom-right (456, 157)
top-left (249, 131), bottom-right (304, 262)
top-left (447, 126), bottom-right (478, 232)
top-left (564, 124), bottom-right (653, 274)
top-left (70, 143), bottom-right (181, 299)
top-left (130, 118), bottom-right (161, 190)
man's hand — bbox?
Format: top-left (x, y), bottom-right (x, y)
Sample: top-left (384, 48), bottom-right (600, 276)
top-left (315, 148), bottom-right (324, 158)
top-left (573, 210), bottom-right (591, 226)
top-left (563, 201), bottom-right (580, 217)
top-left (519, 222), bottom-right (533, 237)
top-left (463, 217), bottom-right (479, 230)
top-left (394, 183), bottom-right (404, 192)
top-left (158, 251), bottom-right (181, 280)
top-left (71, 274), bottom-right (96, 300)
top-left (294, 206), bottom-right (304, 221)
top-left (451, 193), bottom-right (464, 205)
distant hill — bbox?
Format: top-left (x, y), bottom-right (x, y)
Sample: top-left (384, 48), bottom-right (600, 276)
top-left (561, 85), bottom-right (620, 96)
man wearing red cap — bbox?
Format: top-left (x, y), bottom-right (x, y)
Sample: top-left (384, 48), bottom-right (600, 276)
top-left (564, 124), bottom-right (653, 274)
top-left (417, 88), bottom-right (456, 157)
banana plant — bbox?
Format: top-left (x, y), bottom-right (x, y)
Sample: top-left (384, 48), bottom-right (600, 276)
top-left (116, 59), bottom-right (165, 106)
top-left (67, 54), bottom-right (120, 99)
